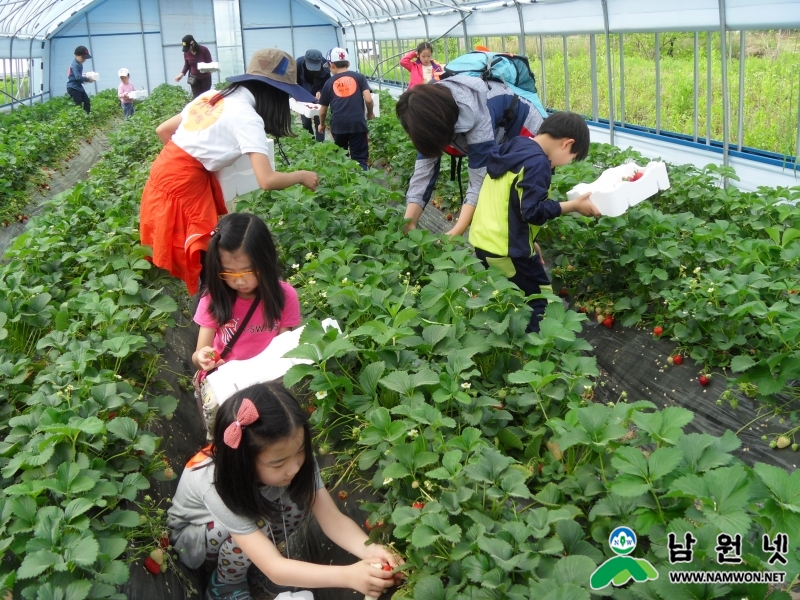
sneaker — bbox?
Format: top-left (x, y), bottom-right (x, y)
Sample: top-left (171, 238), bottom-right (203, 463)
top-left (205, 571), bottom-right (253, 600)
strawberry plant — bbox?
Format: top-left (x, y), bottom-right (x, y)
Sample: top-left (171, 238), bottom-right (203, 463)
top-left (243, 124), bottom-right (800, 598)
top-left (0, 84), bottom-right (189, 599)
top-left (0, 90), bottom-right (119, 226)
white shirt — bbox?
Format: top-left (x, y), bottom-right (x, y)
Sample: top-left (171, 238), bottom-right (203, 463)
top-left (422, 64), bottom-right (434, 83)
top-left (172, 86), bottom-right (273, 172)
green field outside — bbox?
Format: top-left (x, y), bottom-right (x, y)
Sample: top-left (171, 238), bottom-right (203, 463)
top-left (361, 30), bottom-right (799, 158)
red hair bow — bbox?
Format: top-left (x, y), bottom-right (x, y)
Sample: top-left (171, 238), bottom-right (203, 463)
top-left (223, 398), bottom-right (259, 449)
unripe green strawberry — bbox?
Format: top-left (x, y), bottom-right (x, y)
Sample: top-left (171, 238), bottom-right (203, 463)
top-left (776, 436), bottom-right (791, 449)
top-left (149, 548), bottom-right (164, 565)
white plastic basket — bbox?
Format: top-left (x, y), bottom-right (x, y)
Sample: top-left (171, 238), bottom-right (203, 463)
top-left (127, 89), bottom-right (148, 100)
top-left (84, 71), bottom-right (100, 80)
top-left (197, 61), bottom-right (220, 73)
top-left (213, 140), bottom-right (275, 204)
top-left (567, 161), bottom-right (670, 217)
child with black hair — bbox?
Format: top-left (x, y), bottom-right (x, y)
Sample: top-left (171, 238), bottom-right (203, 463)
top-left (191, 213), bottom-right (301, 437)
top-left (399, 41), bottom-right (443, 88)
top-left (318, 47), bottom-right (374, 170)
top-left (167, 383), bottom-right (402, 600)
top-left (469, 111), bottom-right (601, 333)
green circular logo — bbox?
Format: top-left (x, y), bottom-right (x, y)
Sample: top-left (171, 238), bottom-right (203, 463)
top-left (609, 526), bottom-right (637, 556)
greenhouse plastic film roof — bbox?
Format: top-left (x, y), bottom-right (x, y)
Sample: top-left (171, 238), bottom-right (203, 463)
top-left (1, 0), bottom-right (800, 41)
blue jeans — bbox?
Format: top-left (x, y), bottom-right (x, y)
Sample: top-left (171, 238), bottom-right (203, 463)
top-left (122, 102), bottom-right (134, 118)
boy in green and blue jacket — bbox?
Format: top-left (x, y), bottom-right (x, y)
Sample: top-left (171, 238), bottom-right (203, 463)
top-left (469, 111), bottom-right (601, 333)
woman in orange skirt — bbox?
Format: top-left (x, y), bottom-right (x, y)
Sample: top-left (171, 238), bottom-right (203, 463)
top-left (140, 48), bottom-right (320, 295)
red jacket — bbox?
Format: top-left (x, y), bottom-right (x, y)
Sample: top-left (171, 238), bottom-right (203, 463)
top-left (400, 52), bottom-right (443, 88)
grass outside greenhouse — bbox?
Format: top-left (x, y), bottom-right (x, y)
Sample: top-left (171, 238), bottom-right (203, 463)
top-left (0, 84), bottom-right (799, 600)
top-left (363, 30), bottom-right (800, 158)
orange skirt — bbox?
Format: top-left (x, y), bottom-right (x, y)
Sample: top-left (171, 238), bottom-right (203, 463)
top-left (139, 141), bottom-right (227, 295)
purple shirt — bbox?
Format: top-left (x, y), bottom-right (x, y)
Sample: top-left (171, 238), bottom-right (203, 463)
top-left (182, 45), bottom-right (213, 78)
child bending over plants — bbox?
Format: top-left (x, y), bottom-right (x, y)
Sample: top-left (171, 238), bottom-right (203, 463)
top-left (469, 111), bottom-right (601, 332)
top-left (191, 213), bottom-right (301, 438)
top-left (140, 48), bottom-right (319, 296)
top-left (167, 383), bottom-right (403, 600)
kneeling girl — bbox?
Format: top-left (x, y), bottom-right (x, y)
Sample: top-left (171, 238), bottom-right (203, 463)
top-left (167, 383), bottom-right (400, 600)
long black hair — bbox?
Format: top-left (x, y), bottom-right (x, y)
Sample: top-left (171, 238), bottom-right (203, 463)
top-left (201, 212), bottom-right (285, 329)
top-left (209, 80), bottom-right (295, 138)
top-left (212, 383), bottom-right (317, 522)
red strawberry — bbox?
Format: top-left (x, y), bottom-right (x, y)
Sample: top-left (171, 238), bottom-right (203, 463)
top-left (107, 412), bottom-right (116, 420)
top-left (578, 306), bottom-right (586, 313)
top-left (307, 406), bottom-right (316, 415)
top-left (699, 374), bottom-right (710, 386)
top-left (206, 350), bottom-right (218, 360)
top-left (337, 490), bottom-right (349, 501)
top-left (160, 536), bottom-right (170, 548)
top-left (559, 287), bottom-right (568, 298)
top-left (412, 502), bottom-right (425, 509)
top-left (653, 326), bottom-right (663, 336)
top-left (365, 518), bottom-right (374, 531)
top-left (446, 214), bottom-right (453, 221)
top-left (2, 221), bottom-right (8, 227)
top-left (382, 565), bottom-right (393, 572)
top-left (673, 355), bottom-right (683, 365)
top-left (144, 557), bottom-right (161, 575)
top-left (603, 316), bottom-right (614, 329)
top-left (630, 171), bottom-right (644, 181)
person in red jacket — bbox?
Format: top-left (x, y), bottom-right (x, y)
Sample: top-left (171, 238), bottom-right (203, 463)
top-left (399, 42), bottom-right (443, 88)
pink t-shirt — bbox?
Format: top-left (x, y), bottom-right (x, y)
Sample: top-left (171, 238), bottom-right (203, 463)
top-left (118, 81), bottom-right (135, 103)
top-left (194, 281), bottom-right (301, 362)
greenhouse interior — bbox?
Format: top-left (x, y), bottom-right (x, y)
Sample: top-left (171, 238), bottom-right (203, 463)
top-left (1, 0), bottom-right (800, 598)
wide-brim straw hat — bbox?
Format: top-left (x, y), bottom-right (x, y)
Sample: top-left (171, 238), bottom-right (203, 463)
top-left (227, 49), bottom-right (316, 103)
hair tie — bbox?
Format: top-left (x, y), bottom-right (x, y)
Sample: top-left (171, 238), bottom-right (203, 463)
top-left (211, 226), bottom-right (220, 237)
top-left (223, 398), bottom-right (259, 449)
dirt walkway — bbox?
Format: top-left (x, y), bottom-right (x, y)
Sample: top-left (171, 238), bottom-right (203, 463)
top-left (0, 133), bottom-right (112, 256)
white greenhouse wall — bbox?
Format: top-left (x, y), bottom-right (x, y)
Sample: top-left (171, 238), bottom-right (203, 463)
top-left (240, 0), bottom-right (338, 64)
top-left (44, 0), bottom-right (337, 100)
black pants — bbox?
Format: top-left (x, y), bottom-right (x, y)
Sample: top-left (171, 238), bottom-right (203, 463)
top-left (475, 248), bottom-right (552, 333)
top-left (67, 87), bottom-right (91, 114)
top-left (302, 115), bottom-right (325, 142)
top-left (190, 76), bottom-right (213, 99)
top-left (332, 131), bottom-right (369, 170)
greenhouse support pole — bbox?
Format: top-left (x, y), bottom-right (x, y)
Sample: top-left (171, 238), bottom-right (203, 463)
top-left (138, 0), bottom-right (152, 93)
top-left (157, 0), bottom-right (169, 92)
top-left (619, 33), bottom-right (625, 127)
top-left (796, 71), bottom-right (800, 168)
top-left (706, 32), bottom-right (712, 146)
top-left (85, 14), bottom-right (98, 96)
top-left (514, 1), bottom-right (525, 57)
top-left (737, 30), bottom-right (744, 151)
top-left (289, 0), bottom-right (296, 57)
top-left (562, 35), bottom-right (569, 112)
top-left (8, 35), bottom-right (14, 110)
top-left (655, 32), bottom-right (661, 134)
top-left (693, 32), bottom-right (699, 143)
top-left (209, 3), bottom-right (220, 86)
top-left (717, 0), bottom-right (730, 182)
top-left (590, 35), bottom-right (598, 122)
top-left (601, 0), bottom-right (614, 145)
top-left (28, 37), bottom-right (35, 106)
top-left (238, 0), bottom-right (247, 67)
top-left (539, 35), bottom-right (546, 109)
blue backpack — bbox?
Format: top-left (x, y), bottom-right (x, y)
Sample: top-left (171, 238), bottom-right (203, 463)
top-left (441, 51), bottom-right (548, 118)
